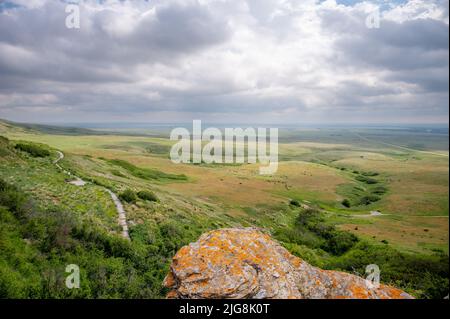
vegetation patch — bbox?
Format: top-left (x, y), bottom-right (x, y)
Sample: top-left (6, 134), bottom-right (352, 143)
top-left (326, 241), bottom-right (449, 299)
top-left (341, 199), bottom-right (351, 208)
top-left (14, 143), bottom-right (50, 158)
top-left (137, 190), bottom-right (158, 202)
top-left (360, 171), bottom-right (379, 177)
top-left (141, 142), bottom-right (171, 155)
top-left (274, 208), bottom-right (359, 256)
top-left (272, 206), bottom-right (449, 298)
top-left (108, 159), bottom-right (187, 182)
top-left (372, 185), bottom-right (388, 195)
top-left (337, 170), bottom-right (387, 208)
top-left (358, 194), bottom-right (381, 206)
top-left (355, 175), bottom-right (378, 184)
top-left (119, 189), bottom-right (137, 203)
top-left (110, 169), bottom-right (126, 178)
top-left (289, 199), bottom-right (301, 207)
top-left (0, 178), bottom-right (170, 298)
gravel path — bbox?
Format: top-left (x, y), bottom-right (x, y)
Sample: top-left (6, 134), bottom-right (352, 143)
top-left (106, 189), bottom-right (130, 240)
top-left (54, 151), bottom-right (130, 240)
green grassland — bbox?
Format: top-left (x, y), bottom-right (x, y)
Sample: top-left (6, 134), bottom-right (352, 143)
top-left (0, 120), bottom-right (448, 298)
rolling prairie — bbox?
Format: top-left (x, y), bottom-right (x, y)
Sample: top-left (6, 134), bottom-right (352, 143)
top-left (2, 120), bottom-right (448, 254)
top-left (0, 120), bottom-right (448, 298)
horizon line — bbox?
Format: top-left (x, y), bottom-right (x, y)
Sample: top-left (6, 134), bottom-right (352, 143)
top-left (1, 118), bottom-right (449, 128)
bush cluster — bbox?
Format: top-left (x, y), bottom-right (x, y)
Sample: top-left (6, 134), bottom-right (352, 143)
top-left (119, 189), bottom-right (159, 203)
top-left (14, 143), bottom-right (50, 157)
top-left (295, 208), bottom-right (359, 255)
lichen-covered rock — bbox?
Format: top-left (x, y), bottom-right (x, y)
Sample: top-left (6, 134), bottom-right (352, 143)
top-left (163, 228), bottom-right (413, 299)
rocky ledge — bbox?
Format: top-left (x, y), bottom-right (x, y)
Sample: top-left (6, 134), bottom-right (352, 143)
top-left (164, 228), bottom-right (413, 299)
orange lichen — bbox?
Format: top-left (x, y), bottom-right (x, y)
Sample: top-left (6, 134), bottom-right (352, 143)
top-left (164, 228), bottom-right (414, 299)
top-left (349, 285), bottom-right (370, 299)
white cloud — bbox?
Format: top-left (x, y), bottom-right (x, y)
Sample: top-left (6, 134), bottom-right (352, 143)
top-left (0, 0), bottom-right (448, 124)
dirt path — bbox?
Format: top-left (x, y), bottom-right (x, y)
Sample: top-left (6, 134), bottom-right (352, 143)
top-left (54, 151), bottom-right (64, 169)
top-left (54, 151), bottom-right (130, 240)
top-left (352, 211), bottom-right (389, 218)
top-left (106, 190), bottom-right (130, 240)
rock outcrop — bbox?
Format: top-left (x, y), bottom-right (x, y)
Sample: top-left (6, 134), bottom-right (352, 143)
top-left (164, 228), bottom-right (413, 299)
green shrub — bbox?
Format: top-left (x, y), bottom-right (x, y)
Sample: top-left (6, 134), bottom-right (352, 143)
top-left (341, 199), bottom-right (351, 208)
top-left (14, 143), bottom-right (50, 157)
top-left (119, 189), bottom-right (137, 203)
top-left (356, 175), bottom-right (378, 184)
top-left (321, 231), bottom-right (358, 255)
top-left (358, 195), bottom-right (381, 206)
top-left (296, 208), bottom-right (322, 227)
top-left (137, 190), bottom-right (158, 202)
top-left (372, 186), bottom-right (388, 195)
top-left (289, 199), bottom-right (301, 207)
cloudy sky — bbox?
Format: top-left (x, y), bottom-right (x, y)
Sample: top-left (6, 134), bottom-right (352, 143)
top-left (0, 0), bottom-right (448, 124)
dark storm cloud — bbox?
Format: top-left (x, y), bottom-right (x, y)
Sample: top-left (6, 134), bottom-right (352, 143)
top-left (320, 5), bottom-right (448, 100)
top-left (331, 18), bottom-right (449, 70)
top-left (134, 3), bottom-right (230, 52)
top-left (385, 67), bottom-right (449, 92)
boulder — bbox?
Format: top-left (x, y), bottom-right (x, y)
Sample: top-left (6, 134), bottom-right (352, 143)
top-left (164, 228), bottom-right (413, 299)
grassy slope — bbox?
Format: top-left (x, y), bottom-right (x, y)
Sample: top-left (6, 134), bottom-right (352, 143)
top-left (0, 135), bottom-right (243, 298)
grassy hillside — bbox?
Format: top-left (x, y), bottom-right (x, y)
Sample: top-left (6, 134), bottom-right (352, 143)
top-left (0, 120), bottom-right (448, 298)
top-left (0, 136), bottom-right (237, 298)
